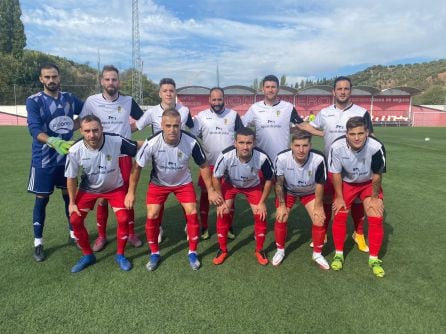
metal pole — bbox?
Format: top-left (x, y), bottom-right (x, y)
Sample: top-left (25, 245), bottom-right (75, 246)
top-left (14, 84), bottom-right (18, 125)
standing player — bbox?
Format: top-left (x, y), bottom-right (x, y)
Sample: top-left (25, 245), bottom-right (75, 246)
top-left (66, 115), bottom-right (142, 272)
top-left (80, 65), bottom-right (144, 251)
top-left (212, 127), bottom-right (274, 266)
top-left (242, 75), bottom-right (322, 164)
top-left (309, 76), bottom-right (374, 252)
top-left (133, 78), bottom-right (194, 242)
top-left (125, 109), bottom-right (223, 271)
top-left (133, 78), bottom-right (194, 134)
top-left (272, 129), bottom-right (329, 269)
top-left (26, 63), bottom-right (83, 262)
top-left (329, 117), bottom-right (386, 277)
top-left (192, 87), bottom-right (244, 239)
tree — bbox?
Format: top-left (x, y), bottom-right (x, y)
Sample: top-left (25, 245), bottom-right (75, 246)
top-left (280, 75), bottom-right (286, 86)
top-left (0, 0), bottom-right (26, 57)
top-left (413, 85), bottom-right (446, 105)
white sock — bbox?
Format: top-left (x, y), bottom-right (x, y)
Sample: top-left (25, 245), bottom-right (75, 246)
top-left (188, 250), bottom-right (196, 255)
top-left (335, 250), bottom-right (343, 256)
top-left (34, 238), bottom-right (42, 247)
top-left (70, 230), bottom-right (75, 239)
top-left (369, 255), bottom-right (378, 261)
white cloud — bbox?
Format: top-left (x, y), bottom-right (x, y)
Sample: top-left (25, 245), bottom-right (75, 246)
top-left (21, 0), bottom-right (446, 87)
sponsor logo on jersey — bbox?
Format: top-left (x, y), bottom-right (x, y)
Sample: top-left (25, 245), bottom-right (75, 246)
top-left (108, 115), bottom-right (117, 120)
top-left (215, 126), bottom-right (223, 131)
top-left (49, 116), bottom-right (74, 134)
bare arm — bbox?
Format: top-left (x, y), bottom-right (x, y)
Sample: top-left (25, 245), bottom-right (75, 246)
top-left (67, 177), bottom-right (81, 216)
top-left (297, 122), bottom-right (324, 137)
top-left (200, 163), bottom-right (224, 206)
top-left (125, 163), bottom-right (142, 209)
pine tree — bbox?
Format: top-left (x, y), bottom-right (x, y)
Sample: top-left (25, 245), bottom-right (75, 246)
top-left (0, 0), bottom-right (26, 57)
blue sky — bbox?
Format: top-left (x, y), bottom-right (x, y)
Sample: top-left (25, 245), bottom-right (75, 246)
top-left (20, 0), bottom-right (446, 87)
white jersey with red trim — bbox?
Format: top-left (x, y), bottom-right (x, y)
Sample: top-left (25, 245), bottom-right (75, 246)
top-left (328, 136), bottom-right (386, 183)
top-left (192, 108), bottom-right (243, 165)
top-left (214, 146), bottom-right (273, 189)
top-left (80, 93), bottom-right (143, 138)
top-left (275, 149), bottom-right (327, 197)
top-left (136, 103), bottom-right (193, 134)
top-left (310, 103), bottom-right (374, 156)
top-left (65, 133), bottom-right (137, 193)
top-left (136, 130), bottom-right (206, 186)
top-left (242, 100), bottom-right (304, 162)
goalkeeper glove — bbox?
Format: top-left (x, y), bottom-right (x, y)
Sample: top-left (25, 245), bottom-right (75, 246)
top-left (47, 137), bottom-right (75, 155)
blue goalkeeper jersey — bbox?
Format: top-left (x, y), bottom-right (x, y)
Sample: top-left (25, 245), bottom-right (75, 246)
top-left (27, 91), bottom-right (83, 168)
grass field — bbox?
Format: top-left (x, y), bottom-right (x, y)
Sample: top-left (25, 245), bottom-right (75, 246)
top-left (0, 126), bottom-right (445, 333)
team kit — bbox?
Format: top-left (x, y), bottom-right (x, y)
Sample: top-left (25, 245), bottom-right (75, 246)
top-left (27, 64), bottom-right (387, 278)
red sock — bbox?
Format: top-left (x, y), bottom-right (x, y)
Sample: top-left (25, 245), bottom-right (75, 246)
top-left (186, 213), bottom-right (200, 252)
top-left (115, 209), bottom-right (129, 255)
top-left (367, 216), bottom-right (384, 257)
top-left (332, 211), bottom-right (348, 252)
top-left (199, 191), bottom-right (209, 230)
top-left (158, 205), bottom-right (164, 227)
top-left (351, 202), bottom-right (365, 235)
top-left (254, 214), bottom-right (267, 251)
top-left (323, 203), bottom-right (332, 230)
top-left (145, 218), bottom-right (160, 253)
top-left (128, 208), bottom-right (136, 236)
top-left (312, 225), bottom-right (326, 253)
top-left (70, 212), bottom-right (93, 255)
top-left (274, 221), bottom-right (287, 249)
top-left (96, 202), bottom-right (108, 238)
top-left (216, 214), bottom-right (231, 252)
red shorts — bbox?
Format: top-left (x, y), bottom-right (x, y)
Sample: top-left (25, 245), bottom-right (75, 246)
top-left (198, 165), bottom-right (214, 190)
top-left (146, 182), bottom-right (197, 204)
top-left (275, 192), bottom-right (315, 208)
top-left (119, 155), bottom-right (133, 190)
top-left (76, 186), bottom-right (127, 210)
top-left (324, 172), bottom-right (335, 196)
top-left (221, 183), bottom-right (262, 205)
top-left (341, 180), bottom-right (384, 208)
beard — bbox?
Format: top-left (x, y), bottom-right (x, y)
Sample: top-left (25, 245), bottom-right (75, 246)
top-left (45, 82), bottom-right (60, 92)
top-left (104, 85), bottom-right (118, 96)
top-left (211, 103), bottom-right (225, 114)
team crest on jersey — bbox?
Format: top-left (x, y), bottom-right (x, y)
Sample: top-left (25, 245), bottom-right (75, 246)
top-left (276, 110), bottom-right (280, 116)
top-left (106, 155), bottom-right (112, 161)
top-left (177, 152), bottom-right (183, 159)
top-left (224, 118), bottom-right (228, 125)
top-left (117, 106), bottom-right (122, 112)
top-left (308, 170), bottom-right (312, 177)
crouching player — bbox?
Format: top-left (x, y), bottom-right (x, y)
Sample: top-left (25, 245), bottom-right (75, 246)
top-left (212, 127), bottom-right (274, 266)
top-left (125, 108), bottom-right (223, 271)
top-left (272, 129), bottom-right (329, 269)
top-left (329, 116), bottom-right (386, 277)
top-left (65, 115), bottom-right (141, 273)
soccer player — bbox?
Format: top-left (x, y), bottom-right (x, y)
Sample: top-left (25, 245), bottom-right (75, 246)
top-left (328, 116), bottom-right (386, 277)
top-left (272, 129), bottom-right (329, 269)
top-left (65, 115), bottom-right (142, 272)
top-left (132, 78), bottom-right (194, 242)
top-left (26, 63), bottom-right (83, 262)
top-left (308, 76), bottom-right (375, 252)
top-left (212, 127), bottom-right (274, 266)
top-left (242, 74), bottom-right (322, 164)
top-left (80, 65), bottom-right (144, 251)
top-left (125, 108), bottom-right (223, 271)
top-left (192, 87), bottom-right (244, 239)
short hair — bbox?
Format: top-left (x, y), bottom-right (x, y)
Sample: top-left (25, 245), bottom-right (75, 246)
top-left (102, 65), bottom-right (119, 77)
top-left (39, 63), bottom-right (59, 75)
top-left (80, 114), bottom-right (102, 126)
top-left (333, 76), bottom-right (352, 89)
top-left (262, 75), bottom-right (279, 87)
top-left (159, 78), bottom-right (176, 88)
top-left (209, 87), bottom-right (224, 96)
top-left (291, 129), bottom-right (312, 142)
top-left (346, 116), bottom-right (366, 130)
top-left (162, 108), bottom-right (181, 119)
top-left (236, 126), bottom-right (256, 140)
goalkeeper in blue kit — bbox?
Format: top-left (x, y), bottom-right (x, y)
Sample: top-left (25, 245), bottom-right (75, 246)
top-left (26, 63), bottom-right (83, 262)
